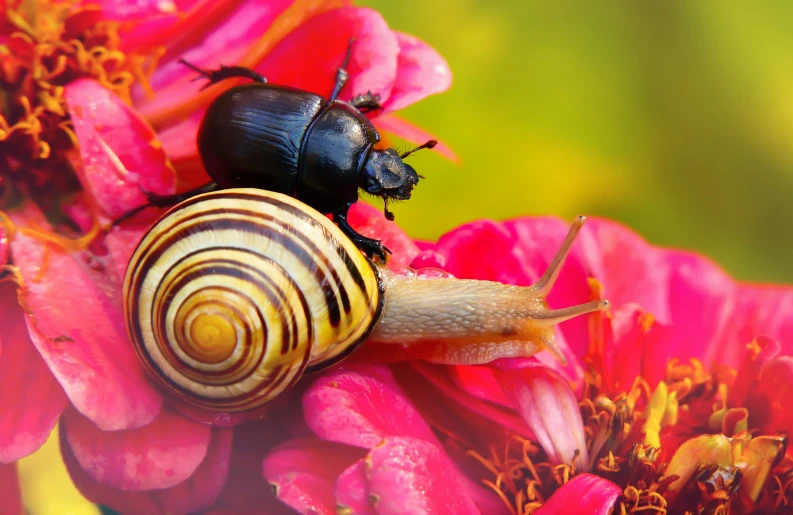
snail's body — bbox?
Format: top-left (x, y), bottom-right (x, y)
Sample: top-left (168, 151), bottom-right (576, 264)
top-left (124, 188), bottom-right (607, 412)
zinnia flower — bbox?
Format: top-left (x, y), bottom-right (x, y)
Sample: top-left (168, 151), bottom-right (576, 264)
top-left (254, 207), bottom-right (791, 515)
top-left (3, 2), bottom-right (792, 515)
top-left (0, 0), bottom-right (450, 512)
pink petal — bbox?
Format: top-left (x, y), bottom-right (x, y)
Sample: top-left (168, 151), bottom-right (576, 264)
top-left (448, 365), bottom-right (512, 409)
top-left (8, 204), bottom-right (163, 430)
top-left (437, 219), bottom-right (530, 284)
top-left (347, 200), bottom-right (420, 268)
top-left (263, 437), bottom-right (364, 515)
top-left (302, 363), bottom-right (439, 449)
top-left (715, 284), bottom-right (793, 368)
top-left (577, 218), bottom-right (672, 324)
top-left (64, 78), bottom-right (176, 219)
top-left (98, 0), bottom-right (186, 20)
top-left (534, 473), bottom-right (621, 515)
top-left (756, 356), bottom-right (793, 435)
top-left (134, 0), bottom-right (293, 115)
top-left (0, 225), bottom-right (8, 264)
top-left (62, 421), bottom-right (232, 514)
top-left (0, 463), bottom-right (22, 515)
top-left (217, 416), bottom-right (302, 514)
top-left (390, 363), bottom-right (510, 448)
top-left (251, 6), bottom-right (398, 103)
top-left (168, 396), bottom-right (271, 427)
top-left (0, 284), bottom-right (67, 463)
top-left (493, 361), bottom-right (589, 471)
top-left (729, 335), bottom-right (781, 409)
top-left (118, 0), bottom-right (238, 54)
top-left (607, 304), bottom-right (656, 393)
top-left (336, 459), bottom-right (375, 515)
top-left (656, 250), bottom-right (736, 366)
top-left (366, 436), bottom-right (480, 515)
top-left (383, 31), bottom-right (452, 112)
top-left (373, 113), bottom-right (457, 162)
top-left (411, 362), bottom-right (531, 437)
top-left (155, 110), bottom-right (204, 163)
top-left (63, 405), bottom-right (212, 490)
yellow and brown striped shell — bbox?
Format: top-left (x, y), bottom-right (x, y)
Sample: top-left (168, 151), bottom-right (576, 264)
top-left (123, 188), bottom-right (385, 412)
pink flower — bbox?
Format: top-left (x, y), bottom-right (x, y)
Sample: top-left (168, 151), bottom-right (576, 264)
top-left (0, 1), bottom-right (450, 512)
top-left (249, 207), bottom-right (793, 514)
top-left (3, 3), bottom-right (791, 515)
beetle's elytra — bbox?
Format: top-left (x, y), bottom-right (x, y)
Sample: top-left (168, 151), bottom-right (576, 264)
top-left (115, 40), bottom-right (436, 262)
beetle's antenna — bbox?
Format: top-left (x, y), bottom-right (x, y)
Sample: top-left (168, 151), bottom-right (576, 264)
top-left (400, 140), bottom-right (437, 159)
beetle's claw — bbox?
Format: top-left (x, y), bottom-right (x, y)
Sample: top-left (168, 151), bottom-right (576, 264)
top-left (354, 237), bottom-right (391, 264)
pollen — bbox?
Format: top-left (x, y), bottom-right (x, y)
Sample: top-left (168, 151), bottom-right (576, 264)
top-left (0, 0), bottom-right (160, 168)
top-left (465, 355), bottom-right (789, 514)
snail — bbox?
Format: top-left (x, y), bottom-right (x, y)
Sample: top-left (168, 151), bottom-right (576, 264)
top-left (124, 188), bottom-right (608, 412)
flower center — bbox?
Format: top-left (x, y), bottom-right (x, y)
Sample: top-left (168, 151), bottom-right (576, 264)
top-left (467, 355), bottom-right (788, 514)
top-left (0, 0), bottom-right (159, 172)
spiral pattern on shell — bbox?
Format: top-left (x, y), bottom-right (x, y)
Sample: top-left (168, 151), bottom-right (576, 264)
top-left (123, 188), bottom-right (385, 412)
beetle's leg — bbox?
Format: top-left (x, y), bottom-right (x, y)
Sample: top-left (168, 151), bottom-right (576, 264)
top-left (110, 182), bottom-right (220, 228)
top-left (333, 204), bottom-right (391, 263)
top-left (349, 91), bottom-right (383, 113)
top-left (178, 59), bottom-right (266, 91)
top-left (327, 38), bottom-right (355, 103)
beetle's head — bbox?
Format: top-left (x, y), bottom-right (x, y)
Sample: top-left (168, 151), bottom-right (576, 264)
top-left (360, 140), bottom-right (436, 220)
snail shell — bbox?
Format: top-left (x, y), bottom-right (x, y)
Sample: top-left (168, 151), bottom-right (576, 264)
top-left (124, 188), bottom-right (608, 413)
top-left (123, 188), bottom-right (384, 412)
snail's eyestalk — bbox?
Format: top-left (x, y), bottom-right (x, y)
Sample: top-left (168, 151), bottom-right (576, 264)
top-left (369, 216), bottom-right (608, 365)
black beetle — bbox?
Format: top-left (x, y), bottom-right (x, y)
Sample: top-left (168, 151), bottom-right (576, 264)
top-left (115, 40), bottom-right (436, 261)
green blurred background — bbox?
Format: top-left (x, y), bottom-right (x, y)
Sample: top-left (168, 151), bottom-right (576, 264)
top-left (360, 0), bottom-right (793, 285)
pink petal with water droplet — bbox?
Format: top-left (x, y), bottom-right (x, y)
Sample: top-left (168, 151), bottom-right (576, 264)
top-left (63, 406), bottom-right (212, 490)
top-left (0, 284), bottom-right (67, 463)
top-left (336, 459), bottom-right (375, 515)
top-left (303, 364), bottom-right (438, 449)
top-left (373, 114), bottom-right (457, 162)
top-left (62, 420), bottom-right (232, 514)
top-left (65, 79), bottom-right (176, 219)
top-left (255, 7), bottom-right (398, 103)
top-left (263, 437), bottom-right (364, 515)
top-left (367, 436), bottom-right (480, 515)
top-left (8, 205), bottom-right (163, 431)
top-left (534, 473), bottom-right (621, 515)
top-left (493, 361), bottom-right (589, 471)
top-left (383, 32), bottom-right (451, 112)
